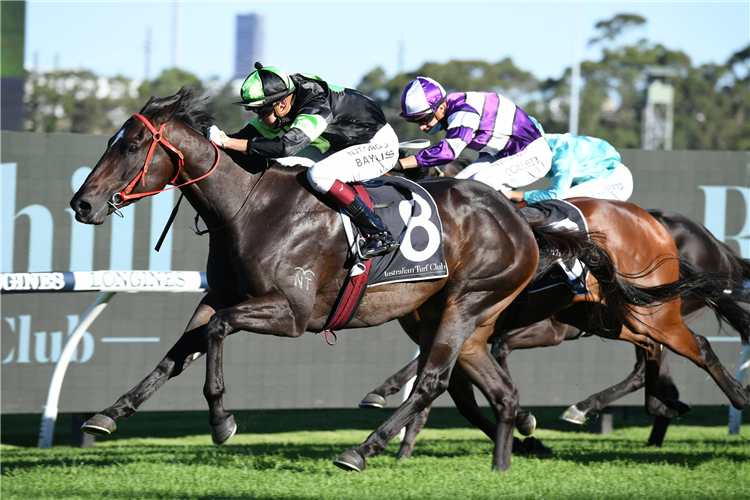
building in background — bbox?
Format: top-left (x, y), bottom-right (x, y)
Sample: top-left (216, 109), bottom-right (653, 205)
top-left (641, 66), bottom-right (678, 151)
top-left (234, 13), bottom-right (265, 81)
top-left (1, 1), bottom-right (26, 131)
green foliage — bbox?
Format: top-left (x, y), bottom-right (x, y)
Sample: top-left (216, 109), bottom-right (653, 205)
top-left (20, 13), bottom-right (750, 151)
top-left (23, 70), bottom-right (140, 134)
top-left (1, 408), bottom-right (748, 499)
top-left (355, 14), bottom-right (750, 151)
top-left (588, 13), bottom-right (647, 45)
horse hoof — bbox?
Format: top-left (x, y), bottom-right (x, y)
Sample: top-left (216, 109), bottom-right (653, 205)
top-left (81, 414), bottom-right (116, 436)
top-left (333, 449), bottom-right (366, 472)
top-left (359, 393), bottom-right (387, 409)
top-left (664, 399), bottom-right (692, 416)
top-left (515, 410), bottom-right (536, 436)
top-left (560, 405), bottom-right (587, 424)
top-left (211, 414), bottom-right (237, 445)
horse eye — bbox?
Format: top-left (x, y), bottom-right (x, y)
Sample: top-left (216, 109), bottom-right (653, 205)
top-left (127, 144), bottom-right (139, 153)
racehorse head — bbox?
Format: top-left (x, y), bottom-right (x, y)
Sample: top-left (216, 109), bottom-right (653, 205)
top-left (70, 87), bottom-right (214, 224)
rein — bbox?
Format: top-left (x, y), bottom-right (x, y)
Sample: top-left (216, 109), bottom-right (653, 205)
top-left (111, 113), bottom-right (221, 205)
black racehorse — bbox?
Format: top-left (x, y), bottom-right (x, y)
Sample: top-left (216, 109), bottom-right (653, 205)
top-left (69, 88), bottom-right (722, 472)
top-left (360, 200), bottom-right (750, 458)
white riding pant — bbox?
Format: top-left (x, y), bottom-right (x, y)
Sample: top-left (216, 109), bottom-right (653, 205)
top-left (276, 124), bottom-right (399, 194)
top-left (566, 163), bottom-right (633, 201)
top-left (455, 137), bottom-right (553, 191)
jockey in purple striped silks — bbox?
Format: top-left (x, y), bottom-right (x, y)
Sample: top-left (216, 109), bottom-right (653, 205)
top-left (395, 76), bottom-right (553, 197)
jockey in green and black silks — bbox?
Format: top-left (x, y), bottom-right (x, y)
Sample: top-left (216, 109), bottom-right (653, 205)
top-left (207, 63), bottom-right (400, 259)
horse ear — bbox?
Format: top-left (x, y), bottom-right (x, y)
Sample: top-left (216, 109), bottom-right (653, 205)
top-left (150, 86), bottom-right (191, 125)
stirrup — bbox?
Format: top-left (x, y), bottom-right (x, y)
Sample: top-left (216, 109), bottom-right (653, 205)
top-left (358, 233), bottom-right (399, 260)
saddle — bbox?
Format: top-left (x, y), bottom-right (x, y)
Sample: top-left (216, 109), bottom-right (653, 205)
top-left (521, 199), bottom-right (590, 296)
top-left (318, 177), bottom-right (448, 334)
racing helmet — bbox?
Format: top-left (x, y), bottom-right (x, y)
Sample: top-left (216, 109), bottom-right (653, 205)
top-left (234, 62), bottom-right (296, 108)
top-left (399, 76), bottom-right (446, 118)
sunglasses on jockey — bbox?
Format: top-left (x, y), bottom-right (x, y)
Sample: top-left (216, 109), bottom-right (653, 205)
top-left (245, 103), bottom-right (277, 117)
top-left (405, 111), bottom-right (436, 125)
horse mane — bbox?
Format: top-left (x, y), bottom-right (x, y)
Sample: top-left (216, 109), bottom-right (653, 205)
top-left (139, 86), bottom-right (214, 135)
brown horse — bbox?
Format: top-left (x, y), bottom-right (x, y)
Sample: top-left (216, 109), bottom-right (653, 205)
top-left (559, 209), bottom-right (750, 439)
top-left (361, 203), bottom-right (750, 458)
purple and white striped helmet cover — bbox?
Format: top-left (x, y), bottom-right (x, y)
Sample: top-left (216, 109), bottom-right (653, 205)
top-left (399, 76), bottom-right (446, 117)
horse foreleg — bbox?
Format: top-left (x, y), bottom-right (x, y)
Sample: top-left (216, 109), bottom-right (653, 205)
top-left (491, 318), bottom-right (576, 372)
top-left (359, 358), bottom-right (419, 409)
top-left (448, 363), bottom-right (498, 441)
top-left (82, 297), bottom-right (218, 436)
top-left (396, 402), bottom-right (432, 459)
top-left (562, 342), bottom-right (647, 424)
top-left (202, 291), bottom-right (309, 445)
top-left (456, 337), bottom-right (519, 471)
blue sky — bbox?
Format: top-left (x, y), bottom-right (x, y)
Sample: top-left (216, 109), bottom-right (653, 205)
top-left (25, 1), bottom-right (750, 89)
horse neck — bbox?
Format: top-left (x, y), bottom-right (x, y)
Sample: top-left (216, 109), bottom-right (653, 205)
top-left (171, 126), bottom-right (262, 230)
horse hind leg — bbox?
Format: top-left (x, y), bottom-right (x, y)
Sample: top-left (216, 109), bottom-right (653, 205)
top-left (632, 309), bottom-right (750, 410)
top-left (643, 345), bottom-right (691, 419)
top-left (82, 300), bottom-right (216, 436)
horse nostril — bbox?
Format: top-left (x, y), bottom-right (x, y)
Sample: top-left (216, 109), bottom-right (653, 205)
top-left (77, 199), bottom-right (92, 215)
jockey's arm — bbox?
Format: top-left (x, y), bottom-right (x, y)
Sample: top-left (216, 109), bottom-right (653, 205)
top-left (503, 190), bottom-right (525, 202)
top-left (399, 155), bottom-right (420, 169)
top-left (223, 137), bottom-right (249, 153)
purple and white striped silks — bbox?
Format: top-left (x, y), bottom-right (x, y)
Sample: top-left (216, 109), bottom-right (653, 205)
top-left (414, 92), bottom-right (541, 168)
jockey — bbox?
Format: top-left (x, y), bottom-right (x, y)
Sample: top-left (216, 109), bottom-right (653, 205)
top-left (396, 76), bottom-right (553, 195)
top-left (503, 118), bottom-right (634, 203)
top-left (207, 62), bottom-right (399, 259)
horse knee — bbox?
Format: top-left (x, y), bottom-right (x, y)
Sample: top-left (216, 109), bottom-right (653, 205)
top-left (204, 317), bottom-right (231, 345)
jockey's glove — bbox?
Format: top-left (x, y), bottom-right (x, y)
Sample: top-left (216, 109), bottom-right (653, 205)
top-left (206, 125), bottom-right (229, 147)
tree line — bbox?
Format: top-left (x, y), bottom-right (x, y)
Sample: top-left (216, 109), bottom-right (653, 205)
top-left (22, 14), bottom-right (750, 151)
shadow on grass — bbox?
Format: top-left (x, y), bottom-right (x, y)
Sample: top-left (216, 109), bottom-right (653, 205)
top-left (2, 405), bottom-right (745, 447)
top-left (4, 436), bottom-right (748, 475)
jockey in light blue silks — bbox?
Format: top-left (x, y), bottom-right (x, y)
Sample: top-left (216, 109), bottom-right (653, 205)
top-left (395, 76), bottom-right (633, 203)
top-left (509, 117), bottom-right (634, 203)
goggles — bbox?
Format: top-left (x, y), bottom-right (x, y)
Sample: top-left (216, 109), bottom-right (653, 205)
top-left (245, 103), bottom-right (276, 117)
top-left (405, 111), bottom-right (435, 125)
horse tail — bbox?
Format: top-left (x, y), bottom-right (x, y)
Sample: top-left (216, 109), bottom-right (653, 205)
top-left (528, 218), bottom-right (637, 336)
top-left (678, 257), bottom-right (750, 344)
top-left (528, 218), bottom-right (743, 339)
top-left (720, 240), bottom-right (750, 289)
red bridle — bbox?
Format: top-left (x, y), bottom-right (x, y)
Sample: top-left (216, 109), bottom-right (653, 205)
top-left (113, 113), bottom-right (220, 204)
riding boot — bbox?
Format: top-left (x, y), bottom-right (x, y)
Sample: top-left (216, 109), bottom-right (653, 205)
top-left (343, 195), bottom-right (399, 259)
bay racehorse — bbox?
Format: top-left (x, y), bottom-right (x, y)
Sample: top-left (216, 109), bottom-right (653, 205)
top-left (69, 88), bottom-right (710, 472)
top-left (360, 199), bottom-right (750, 458)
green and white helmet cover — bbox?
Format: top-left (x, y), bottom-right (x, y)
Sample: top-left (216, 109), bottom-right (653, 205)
top-left (234, 65), bottom-right (295, 107)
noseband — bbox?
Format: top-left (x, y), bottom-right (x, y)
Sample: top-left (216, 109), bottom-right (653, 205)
top-left (110, 113), bottom-right (220, 206)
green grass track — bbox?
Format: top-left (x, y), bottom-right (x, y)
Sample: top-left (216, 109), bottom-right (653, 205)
top-left (2, 407), bottom-right (748, 499)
